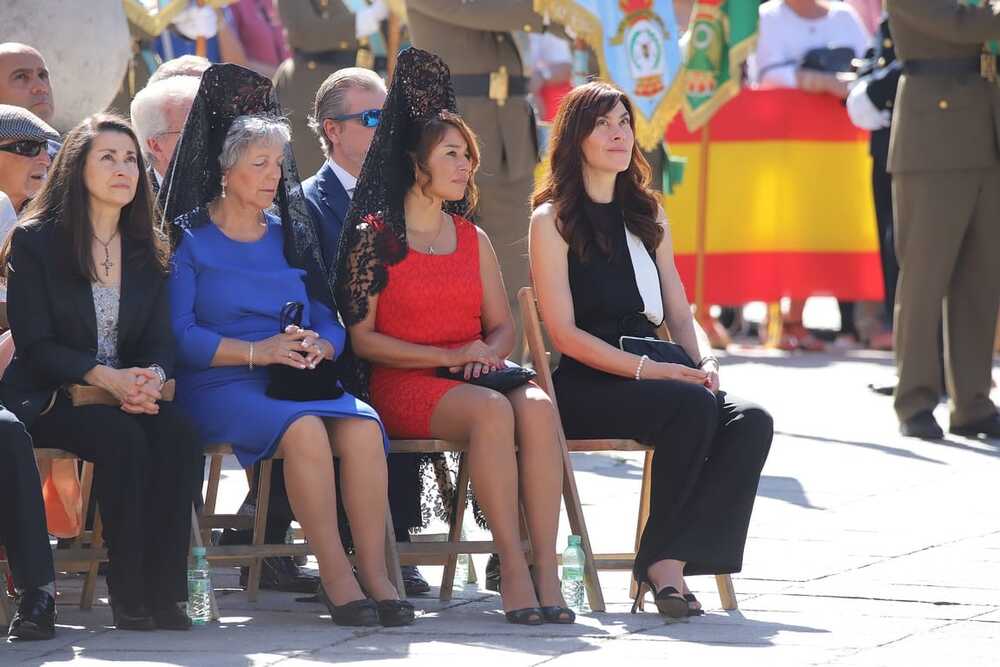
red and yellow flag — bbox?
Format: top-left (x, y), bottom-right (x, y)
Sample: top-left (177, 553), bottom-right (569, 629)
top-left (664, 88), bottom-right (883, 305)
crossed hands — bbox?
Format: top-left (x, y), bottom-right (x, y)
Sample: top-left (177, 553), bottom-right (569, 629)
top-left (100, 367), bottom-right (163, 415)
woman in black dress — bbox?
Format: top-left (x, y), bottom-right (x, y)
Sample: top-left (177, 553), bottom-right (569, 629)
top-left (528, 82), bottom-right (773, 618)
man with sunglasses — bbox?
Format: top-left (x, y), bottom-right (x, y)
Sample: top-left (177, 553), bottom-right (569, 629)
top-left (0, 105), bottom-right (57, 244)
top-left (302, 68), bottom-right (433, 598)
top-left (0, 105), bottom-right (58, 641)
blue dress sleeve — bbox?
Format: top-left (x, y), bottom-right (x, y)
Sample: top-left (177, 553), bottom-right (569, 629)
top-left (170, 235), bottom-right (224, 369)
top-left (309, 298), bottom-right (347, 362)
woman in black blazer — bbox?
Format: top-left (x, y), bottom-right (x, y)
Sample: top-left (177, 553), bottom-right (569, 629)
top-left (0, 114), bottom-right (202, 631)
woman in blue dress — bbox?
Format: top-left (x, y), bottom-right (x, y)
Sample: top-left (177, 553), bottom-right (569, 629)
top-left (164, 65), bottom-right (412, 628)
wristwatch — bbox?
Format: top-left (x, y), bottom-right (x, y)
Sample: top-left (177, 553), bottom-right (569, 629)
top-left (148, 364), bottom-right (167, 387)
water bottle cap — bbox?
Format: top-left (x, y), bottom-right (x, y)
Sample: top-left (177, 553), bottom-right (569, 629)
top-left (192, 546), bottom-right (207, 557)
top-left (568, 535), bottom-right (581, 546)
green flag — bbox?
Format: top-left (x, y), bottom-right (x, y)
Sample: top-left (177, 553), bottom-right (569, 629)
top-left (964, 0), bottom-right (1000, 54)
top-left (679, 0), bottom-right (759, 130)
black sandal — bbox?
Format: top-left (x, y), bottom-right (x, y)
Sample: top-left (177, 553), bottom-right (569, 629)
top-left (684, 593), bottom-right (705, 616)
top-left (528, 567), bottom-right (576, 624)
top-left (505, 607), bottom-right (544, 625)
top-left (376, 599), bottom-right (416, 627)
top-left (319, 586), bottom-right (379, 627)
top-left (631, 576), bottom-right (688, 619)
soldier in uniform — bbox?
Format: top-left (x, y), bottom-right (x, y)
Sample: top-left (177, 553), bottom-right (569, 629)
top-left (274, 0), bottom-right (362, 177)
top-left (887, 0), bottom-right (1000, 439)
top-left (407, 2), bottom-right (558, 357)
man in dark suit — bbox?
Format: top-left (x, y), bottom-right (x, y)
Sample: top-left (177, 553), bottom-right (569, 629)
top-left (301, 67), bottom-right (430, 597)
top-left (886, 0), bottom-right (1000, 439)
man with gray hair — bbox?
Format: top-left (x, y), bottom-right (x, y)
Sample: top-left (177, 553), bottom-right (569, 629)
top-left (301, 68), bottom-right (431, 597)
top-left (148, 54), bottom-right (211, 86)
top-left (302, 67), bottom-right (386, 270)
top-left (130, 75), bottom-right (200, 193)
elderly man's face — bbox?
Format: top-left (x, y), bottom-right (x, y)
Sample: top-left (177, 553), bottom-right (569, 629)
top-left (148, 97), bottom-right (193, 178)
top-left (0, 47), bottom-right (53, 123)
top-left (0, 138), bottom-right (51, 212)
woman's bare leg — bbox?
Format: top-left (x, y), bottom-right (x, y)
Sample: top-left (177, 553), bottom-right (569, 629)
top-left (325, 416), bottom-right (397, 602)
top-left (507, 384), bottom-right (564, 607)
top-left (429, 384), bottom-right (538, 613)
top-left (277, 416), bottom-right (363, 606)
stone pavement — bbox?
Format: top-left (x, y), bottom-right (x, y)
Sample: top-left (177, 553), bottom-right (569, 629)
top-left (5, 346), bottom-right (999, 666)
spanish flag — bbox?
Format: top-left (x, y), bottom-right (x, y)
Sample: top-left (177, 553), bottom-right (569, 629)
top-left (664, 88), bottom-right (884, 305)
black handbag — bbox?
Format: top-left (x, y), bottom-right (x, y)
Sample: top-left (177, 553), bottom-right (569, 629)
top-left (437, 360), bottom-right (536, 393)
top-left (801, 47), bottom-right (857, 74)
top-left (266, 301), bottom-right (344, 402)
top-left (618, 335), bottom-right (697, 368)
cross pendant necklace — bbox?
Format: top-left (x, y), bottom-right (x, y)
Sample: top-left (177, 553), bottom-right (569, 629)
top-left (93, 228), bottom-right (120, 277)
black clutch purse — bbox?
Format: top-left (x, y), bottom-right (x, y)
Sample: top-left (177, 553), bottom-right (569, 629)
top-left (618, 335), bottom-right (696, 368)
top-left (266, 301), bottom-right (344, 402)
top-left (436, 360), bottom-right (536, 393)
top-left (801, 47), bottom-right (857, 74)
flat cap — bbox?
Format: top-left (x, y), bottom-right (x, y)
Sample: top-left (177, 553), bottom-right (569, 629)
top-left (0, 104), bottom-right (59, 143)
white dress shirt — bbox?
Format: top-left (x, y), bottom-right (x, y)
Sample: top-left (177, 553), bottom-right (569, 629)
top-left (328, 158), bottom-right (357, 200)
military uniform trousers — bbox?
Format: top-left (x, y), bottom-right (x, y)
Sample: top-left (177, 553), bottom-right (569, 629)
top-left (892, 165), bottom-right (1000, 425)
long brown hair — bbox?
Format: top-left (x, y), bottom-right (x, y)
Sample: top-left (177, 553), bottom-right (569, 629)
top-left (532, 81), bottom-right (661, 261)
top-left (405, 110), bottom-right (480, 216)
top-left (1, 113), bottom-right (167, 280)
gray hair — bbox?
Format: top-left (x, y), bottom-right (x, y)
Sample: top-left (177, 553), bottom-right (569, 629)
top-left (219, 115), bottom-right (291, 171)
top-left (148, 55), bottom-right (211, 85)
top-left (130, 75), bottom-right (199, 159)
top-left (307, 67), bottom-right (385, 157)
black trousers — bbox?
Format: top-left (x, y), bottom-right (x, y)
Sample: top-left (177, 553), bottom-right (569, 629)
top-left (554, 367), bottom-right (773, 577)
top-left (872, 148), bottom-right (898, 324)
top-left (0, 403), bottom-right (55, 592)
top-left (31, 395), bottom-right (203, 606)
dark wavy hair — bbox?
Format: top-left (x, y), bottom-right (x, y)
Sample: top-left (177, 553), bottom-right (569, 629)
top-left (404, 110), bottom-right (480, 216)
top-left (532, 81), bottom-right (661, 261)
top-left (1, 113), bottom-right (166, 280)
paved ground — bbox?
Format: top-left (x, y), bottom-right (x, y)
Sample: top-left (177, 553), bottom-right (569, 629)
top-left (5, 339), bottom-right (1000, 666)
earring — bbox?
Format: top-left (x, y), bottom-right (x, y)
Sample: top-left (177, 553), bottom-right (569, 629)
top-left (221, 179), bottom-right (227, 199)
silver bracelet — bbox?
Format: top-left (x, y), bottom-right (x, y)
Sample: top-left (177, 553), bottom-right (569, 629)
top-left (698, 355), bottom-right (720, 370)
top-left (148, 364), bottom-right (167, 387)
top-left (634, 354), bottom-right (649, 381)
top-left (248, 341), bottom-right (255, 371)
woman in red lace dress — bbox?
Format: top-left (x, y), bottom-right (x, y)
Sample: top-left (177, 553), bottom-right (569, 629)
top-left (343, 97), bottom-right (571, 624)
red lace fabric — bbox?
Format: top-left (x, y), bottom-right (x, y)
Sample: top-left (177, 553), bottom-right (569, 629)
top-left (370, 215), bottom-right (482, 437)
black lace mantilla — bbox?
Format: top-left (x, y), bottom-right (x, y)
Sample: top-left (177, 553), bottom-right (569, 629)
top-left (334, 48), bottom-right (485, 529)
top-left (160, 63), bottom-right (336, 314)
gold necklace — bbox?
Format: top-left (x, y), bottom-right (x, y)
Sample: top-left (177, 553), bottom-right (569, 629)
top-left (408, 216), bottom-right (446, 254)
top-left (93, 228), bottom-right (120, 277)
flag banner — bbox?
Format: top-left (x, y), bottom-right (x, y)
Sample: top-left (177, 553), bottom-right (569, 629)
top-left (664, 88), bottom-right (883, 305)
top-left (679, 0), bottom-right (759, 130)
top-left (535, 0), bottom-right (684, 151)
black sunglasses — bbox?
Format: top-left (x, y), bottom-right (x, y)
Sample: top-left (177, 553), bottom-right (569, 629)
top-left (333, 108), bottom-right (381, 128)
top-left (0, 139), bottom-right (47, 157)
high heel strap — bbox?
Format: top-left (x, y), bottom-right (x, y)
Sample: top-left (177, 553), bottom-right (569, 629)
top-left (630, 581), bottom-right (647, 614)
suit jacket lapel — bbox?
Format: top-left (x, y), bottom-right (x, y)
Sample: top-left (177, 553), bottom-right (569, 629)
top-left (73, 272), bottom-right (98, 347)
top-left (116, 236), bottom-right (142, 352)
top-left (316, 162), bottom-right (350, 227)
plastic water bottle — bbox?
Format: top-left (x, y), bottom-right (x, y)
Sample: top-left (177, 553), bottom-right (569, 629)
top-left (187, 546), bottom-right (212, 625)
top-left (453, 554), bottom-right (470, 590)
top-left (561, 535), bottom-right (588, 613)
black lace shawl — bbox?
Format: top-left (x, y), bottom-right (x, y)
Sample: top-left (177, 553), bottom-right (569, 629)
top-left (159, 63), bottom-right (335, 312)
top-left (335, 48), bottom-right (483, 528)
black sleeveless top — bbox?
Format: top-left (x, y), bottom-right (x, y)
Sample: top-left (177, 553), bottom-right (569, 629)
top-left (557, 198), bottom-right (657, 376)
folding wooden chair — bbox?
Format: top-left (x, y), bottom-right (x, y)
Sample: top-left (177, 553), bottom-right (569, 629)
top-left (518, 287), bottom-right (738, 612)
top-left (201, 443), bottom-right (405, 601)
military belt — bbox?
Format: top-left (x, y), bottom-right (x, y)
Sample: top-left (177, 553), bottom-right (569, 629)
top-left (452, 72), bottom-right (528, 102)
top-left (903, 55), bottom-right (997, 82)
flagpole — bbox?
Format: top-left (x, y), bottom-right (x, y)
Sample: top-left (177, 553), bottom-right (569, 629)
top-left (693, 124), bottom-right (731, 349)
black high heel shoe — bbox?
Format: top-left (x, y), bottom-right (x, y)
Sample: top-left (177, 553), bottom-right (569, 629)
top-left (319, 585), bottom-right (379, 627)
top-left (375, 599), bottom-right (415, 627)
top-left (528, 567), bottom-right (575, 624)
top-left (630, 575), bottom-right (688, 619)
top-left (504, 607), bottom-right (544, 625)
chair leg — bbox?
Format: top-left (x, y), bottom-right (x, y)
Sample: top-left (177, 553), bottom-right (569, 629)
top-left (440, 453), bottom-right (471, 602)
top-left (81, 509), bottom-right (104, 610)
top-left (630, 451), bottom-right (654, 610)
top-left (384, 506), bottom-right (405, 597)
top-left (716, 573), bottom-right (738, 610)
top-left (246, 459), bottom-right (273, 603)
top-left (558, 433), bottom-right (607, 612)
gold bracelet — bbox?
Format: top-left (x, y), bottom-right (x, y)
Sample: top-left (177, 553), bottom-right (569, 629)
top-left (248, 341), bottom-right (255, 371)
